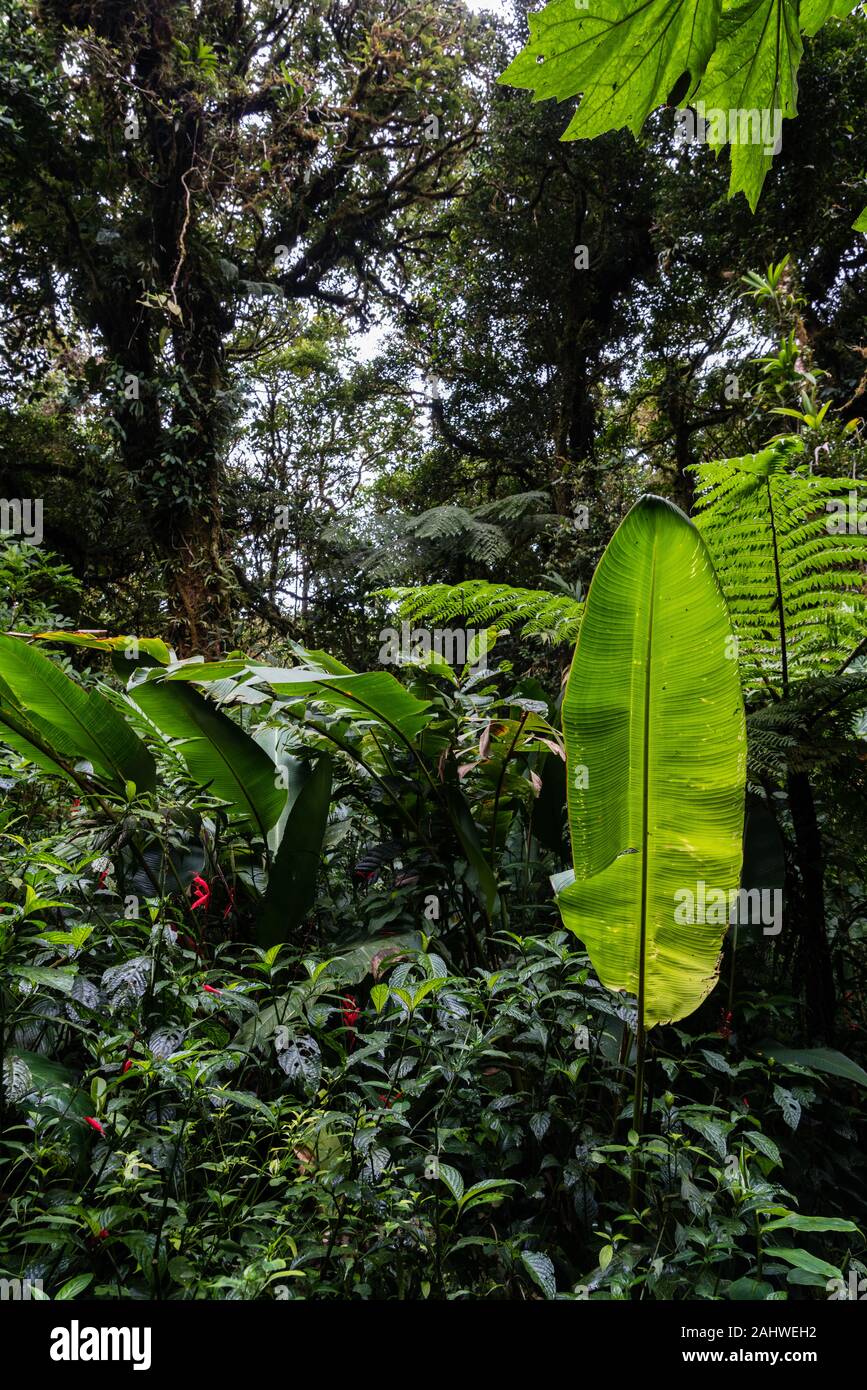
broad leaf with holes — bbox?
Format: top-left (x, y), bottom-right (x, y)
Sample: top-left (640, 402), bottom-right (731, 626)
top-left (557, 496), bottom-right (746, 1028)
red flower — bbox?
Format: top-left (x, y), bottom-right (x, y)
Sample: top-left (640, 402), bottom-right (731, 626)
top-left (97, 1228), bottom-right (109, 1241)
top-left (742, 1096), bottom-right (750, 1110)
top-left (85, 1116), bottom-right (105, 1136)
top-left (191, 875), bottom-right (211, 911)
top-left (97, 867), bottom-right (109, 889)
top-left (121, 1058), bottom-right (133, 1074)
top-left (718, 1008), bottom-right (734, 1041)
top-left (342, 994), bottom-right (360, 1050)
top-left (203, 983), bottom-right (221, 996)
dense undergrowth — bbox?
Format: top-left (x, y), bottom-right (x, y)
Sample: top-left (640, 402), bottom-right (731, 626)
top-left (1, 617), bottom-right (865, 1301)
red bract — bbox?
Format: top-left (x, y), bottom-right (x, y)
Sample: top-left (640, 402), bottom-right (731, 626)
top-left (121, 1059), bottom-right (133, 1074)
top-left (203, 983), bottom-right (221, 996)
top-left (85, 1116), bottom-right (104, 1136)
top-left (97, 868), bottom-right (109, 889)
top-left (342, 995), bottom-right (360, 1028)
top-left (191, 874), bottom-right (211, 911)
top-left (342, 994), bottom-right (360, 1051)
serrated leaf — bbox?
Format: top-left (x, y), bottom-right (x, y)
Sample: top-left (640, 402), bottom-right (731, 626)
top-left (499, 0), bottom-right (720, 140)
top-left (692, 0), bottom-right (801, 210)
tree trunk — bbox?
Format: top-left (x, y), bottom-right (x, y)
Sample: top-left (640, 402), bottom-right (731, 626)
top-left (787, 768), bottom-right (836, 1038)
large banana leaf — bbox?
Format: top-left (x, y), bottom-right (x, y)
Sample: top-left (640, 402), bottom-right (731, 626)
top-left (31, 631), bottom-right (173, 664)
top-left (129, 678), bottom-right (284, 838)
top-left (0, 635), bottom-right (155, 793)
top-left (149, 663), bottom-right (434, 741)
top-left (557, 495), bottom-right (746, 1027)
top-left (258, 755), bottom-right (333, 946)
top-left (0, 688), bottom-right (72, 780)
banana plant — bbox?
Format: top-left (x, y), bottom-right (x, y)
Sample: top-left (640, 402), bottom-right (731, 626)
top-left (556, 496), bottom-right (746, 1141)
top-left (0, 634), bottom-right (155, 794)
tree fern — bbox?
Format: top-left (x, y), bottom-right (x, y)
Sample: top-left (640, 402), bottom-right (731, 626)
top-left (363, 493), bottom-right (559, 580)
top-left (689, 439), bottom-right (867, 693)
top-left (747, 672), bottom-right (867, 784)
top-left (377, 579), bottom-right (583, 646)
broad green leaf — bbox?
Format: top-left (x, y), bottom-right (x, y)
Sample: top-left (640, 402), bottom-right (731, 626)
top-left (693, 0), bottom-right (801, 211)
top-left (521, 1250), bottom-right (557, 1300)
top-left (0, 691), bottom-right (74, 780)
top-left (464, 627), bottom-right (496, 670)
top-left (0, 635), bottom-right (155, 793)
top-left (854, 204), bottom-right (867, 232)
top-left (499, 0), bottom-right (721, 139)
top-left (557, 495), bottom-right (746, 1028)
top-left (446, 786), bottom-right (499, 917)
top-left (759, 1045), bottom-right (867, 1088)
top-left (459, 1178), bottom-right (517, 1212)
top-left (799, 0), bottom-right (855, 36)
top-left (54, 1274), bottom-right (94, 1300)
top-left (435, 1163), bottom-right (465, 1203)
top-left (268, 670), bottom-right (434, 740)
top-left (764, 1248), bottom-right (842, 1279)
top-left (762, 1214), bottom-right (858, 1234)
top-left (410, 977), bottom-right (449, 1009)
top-left (728, 1276), bottom-right (774, 1299)
top-left (749, 1131), bottom-right (782, 1165)
top-left (258, 756), bottom-right (332, 947)
top-left (370, 984), bottom-right (390, 1012)
top-left (32, 632), bottom-right (172, 663)
top-left (323, 933), bottom-right (422, 984)
top-left (9, 965), bottom-right (77, 994)
top-left (129, 678), bottom-right (284, 837)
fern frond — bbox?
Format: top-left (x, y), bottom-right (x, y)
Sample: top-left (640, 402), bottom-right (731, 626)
top-left (376, 580), bottom-right (584, 645)
top-left (746, 672), bottom-right (867, 782)
top-left (690, 442), bottom-right (867, 691)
